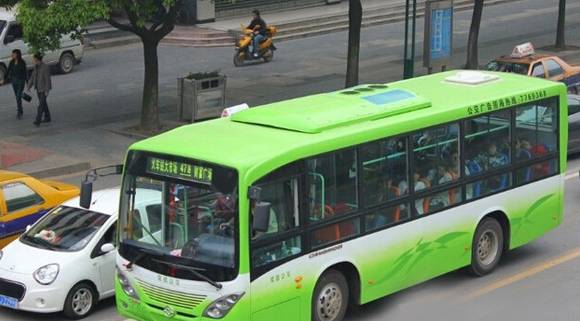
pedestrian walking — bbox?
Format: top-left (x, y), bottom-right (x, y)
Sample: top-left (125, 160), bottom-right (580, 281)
top-left (27, 53), bottom-right (52, 127)
top-left (1, 49), bottom-right (27, 119)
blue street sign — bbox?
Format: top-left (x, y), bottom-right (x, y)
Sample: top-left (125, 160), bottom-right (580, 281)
top-left (430, 7), bottom-right (452, 61)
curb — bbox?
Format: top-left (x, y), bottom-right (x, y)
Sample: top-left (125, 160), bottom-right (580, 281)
top-left (27, 162), bottom-right (91, 179)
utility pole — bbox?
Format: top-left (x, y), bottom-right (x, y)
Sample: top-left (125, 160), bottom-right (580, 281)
top-left (403, 0), bottom-right (418, 79)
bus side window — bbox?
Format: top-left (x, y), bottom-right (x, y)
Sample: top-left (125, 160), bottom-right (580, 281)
top-left (515, 98), bottom-right (559, 184)
top-left (251, 176), bottom-right (302, 269)
top-left (308, 149), bottom-right (358, 221)
top-left (360, 137), bottom-right (408, 208)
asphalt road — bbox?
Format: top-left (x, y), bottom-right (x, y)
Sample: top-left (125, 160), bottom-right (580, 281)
top-left (1, 0), bottom-right (580, 320)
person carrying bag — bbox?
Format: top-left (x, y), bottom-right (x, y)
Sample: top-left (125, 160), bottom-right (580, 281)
top-left (27, 53), bottom-right (52, 127)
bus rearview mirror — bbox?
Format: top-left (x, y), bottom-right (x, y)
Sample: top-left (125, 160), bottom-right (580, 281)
top-left (80, 181), bottom-right (93, 209)
top-left (253, 202), bottom-right (271, 233)
top-left (248, 186), bottom-right (262, 201)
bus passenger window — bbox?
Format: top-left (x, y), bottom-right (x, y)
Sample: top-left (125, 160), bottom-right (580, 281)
top-left (365, 205), bottom-right (409, 231)
top-left (252, 236), bottom-right (302, 268)
top-left (360, 137), bottom-right (408, 208)
top-left (464, 111), bottom-right (511, 177)
top-left (412, 123), bottom-right (460, 191)
top-left (515, 99), bottom-right (558, 164)
top-left (253, 178), bottom-right (299, 240)
top-left (308, 149), bottom-right (358, 221)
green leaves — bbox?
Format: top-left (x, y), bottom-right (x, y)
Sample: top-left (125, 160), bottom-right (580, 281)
top-left (0, 0), bottom-right (108, 52)
top-left (0, 0), bottom-right (179, 52)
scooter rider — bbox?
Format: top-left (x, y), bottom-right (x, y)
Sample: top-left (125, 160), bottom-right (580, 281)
top-left (247, 9), bottom-right (267, 58)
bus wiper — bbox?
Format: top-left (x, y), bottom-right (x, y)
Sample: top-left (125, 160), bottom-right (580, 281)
top-left (153, 258), bottom-right (223, 290)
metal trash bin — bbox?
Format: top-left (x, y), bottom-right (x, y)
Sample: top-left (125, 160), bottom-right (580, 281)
top-left (178, 74), bottom-right (227, 123)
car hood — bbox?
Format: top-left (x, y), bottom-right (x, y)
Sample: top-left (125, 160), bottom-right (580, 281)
top-left (0, 239), bottom-right (80, 275)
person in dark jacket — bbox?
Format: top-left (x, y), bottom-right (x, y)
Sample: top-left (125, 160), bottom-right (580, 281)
top-left (247, 9), bottom-right (267, 58)
top-left (2, 49), bottom-right (27, 119)
top-left (27, 53), bottom-right (52, 127)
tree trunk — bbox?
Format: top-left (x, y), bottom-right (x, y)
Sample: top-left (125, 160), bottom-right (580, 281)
top-left (141, 38), bottom-right (160, 132)
top-left (555, 0), bottom-right (566, 49)
top-left (346, 0), bottom-right (362, 88)
top-left (466, 0), bottom-right (484, 69)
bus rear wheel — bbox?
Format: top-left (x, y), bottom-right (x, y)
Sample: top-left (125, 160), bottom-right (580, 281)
top-left (312, 270), bottom-right (349, 321)
top-left (469, 218), bottom-right (504, 276)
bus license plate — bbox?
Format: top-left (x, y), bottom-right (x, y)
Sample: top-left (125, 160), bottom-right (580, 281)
top-left (0, 294), bottom-right (18, 309)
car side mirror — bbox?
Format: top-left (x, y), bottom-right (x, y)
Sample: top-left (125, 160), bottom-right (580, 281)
top-left (100, 243), bottom-right (115, 254)
top-left (252, 202), bottom-right (271, 233)
top-left (80, 181), bottom-right (93, 209)
top-left (4, 35), bottom-right (15, 44)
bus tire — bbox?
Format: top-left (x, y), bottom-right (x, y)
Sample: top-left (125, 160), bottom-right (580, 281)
top-left (63, 282), bottom-right (98, 319)
top-left (312, 270), bottom-right (349, 321)
top-left (469, 218), bottom-right (504, 277)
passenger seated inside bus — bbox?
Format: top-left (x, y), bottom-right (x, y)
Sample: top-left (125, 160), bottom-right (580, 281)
top-left (413, 170), bottom-right (430, 215)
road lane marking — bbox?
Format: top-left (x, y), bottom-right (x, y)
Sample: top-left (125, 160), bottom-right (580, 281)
top-left (462, 247), bottom-right (580, 301)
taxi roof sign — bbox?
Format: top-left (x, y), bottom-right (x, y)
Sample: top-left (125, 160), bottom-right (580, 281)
top-left (511, 42), bottom-right (535, 58)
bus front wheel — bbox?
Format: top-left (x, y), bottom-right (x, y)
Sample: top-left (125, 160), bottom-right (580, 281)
top-left (469, 218), bottom-right (504, 276)
top-left (312, 270), bottom-right (349, 321)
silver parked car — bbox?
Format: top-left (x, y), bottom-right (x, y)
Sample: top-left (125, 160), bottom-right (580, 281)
top-left (0, 10), bottom-right (84, 82)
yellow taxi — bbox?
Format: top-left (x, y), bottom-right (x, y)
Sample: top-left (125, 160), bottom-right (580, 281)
top-left (0, 171), bottom-right (79, 248)
top-left (485, 43), bottom-right (580, 93)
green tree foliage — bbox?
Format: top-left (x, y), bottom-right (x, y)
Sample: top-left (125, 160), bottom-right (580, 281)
top-left (0, 0), bottom-right (180, 131)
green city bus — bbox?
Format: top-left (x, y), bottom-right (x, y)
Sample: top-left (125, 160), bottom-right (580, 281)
top-left (115, 70), bottom-right (567, 321)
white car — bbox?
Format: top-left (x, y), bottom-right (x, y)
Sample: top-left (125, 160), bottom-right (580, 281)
top-left (0, 187), bottom-right (160, 319)
top-left (0, 9), bottom-right (84, 82)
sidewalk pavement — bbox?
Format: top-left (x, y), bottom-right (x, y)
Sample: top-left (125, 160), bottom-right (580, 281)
top-left (203, 0), bottom-right (400, 31)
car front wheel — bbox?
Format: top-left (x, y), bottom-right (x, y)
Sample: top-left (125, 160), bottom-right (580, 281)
top-left (63, 282), bottom-right (97, 320)
top-left (58, 52), bottom-right (76, 74)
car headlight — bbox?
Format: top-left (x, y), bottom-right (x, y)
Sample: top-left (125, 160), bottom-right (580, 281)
top-left (203, 293), bottom-right (245, 319)
top-left (33, 264), bottom-right (59, 285)
top-left (116, 267), bottom-right (139, 301)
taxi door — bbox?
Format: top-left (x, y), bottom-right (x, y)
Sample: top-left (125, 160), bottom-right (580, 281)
top-left (0, 181), bottom-right (48, 248)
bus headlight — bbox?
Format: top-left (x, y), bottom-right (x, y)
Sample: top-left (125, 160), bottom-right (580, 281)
top-left (33, 264), bottom-right (59, 285)
top-left (116, 267), bottom-right (140, 301)
top-left (203, 292), bottom-right (245, 319)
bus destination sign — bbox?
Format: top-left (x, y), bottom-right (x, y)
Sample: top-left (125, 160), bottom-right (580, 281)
top-left (146, 157), bottom-right (213, 184)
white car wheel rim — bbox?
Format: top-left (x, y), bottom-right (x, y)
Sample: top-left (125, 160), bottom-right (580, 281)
top-left (72, 288), bottom-right (93, 316)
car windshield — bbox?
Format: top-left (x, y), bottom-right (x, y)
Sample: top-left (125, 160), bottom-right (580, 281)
top-left (485, 60), bottom-right (529, 75)
top-left (119, 151), bottom-right (239, 282)
top-left (21, 206), bottom-right (109, 252)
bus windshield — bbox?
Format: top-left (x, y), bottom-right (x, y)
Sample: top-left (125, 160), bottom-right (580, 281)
top-left (119, 151), bottom-right (239, 282)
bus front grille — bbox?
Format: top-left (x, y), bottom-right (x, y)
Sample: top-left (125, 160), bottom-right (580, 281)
top-left (137, 279), bottom-right (207, 310)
